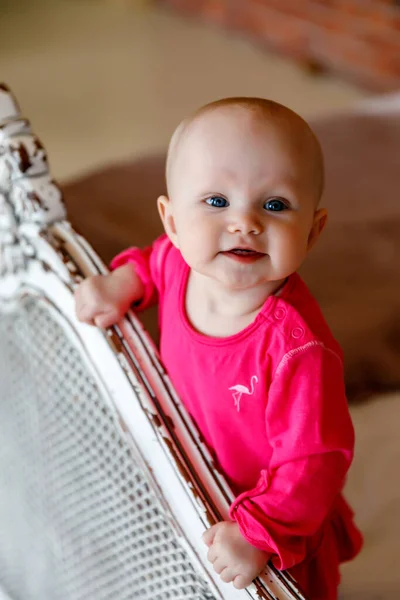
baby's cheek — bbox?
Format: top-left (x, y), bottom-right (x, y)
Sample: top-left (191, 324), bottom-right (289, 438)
top-left (178, 236), bottom-right (209, 271)
top-left (188, 230), bottom-right (214, 258)
top-left (273, 232), bottom-right (308, 273)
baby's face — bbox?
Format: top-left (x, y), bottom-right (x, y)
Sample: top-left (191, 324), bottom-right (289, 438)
top-left (161, 107), bottom-right (325, 292)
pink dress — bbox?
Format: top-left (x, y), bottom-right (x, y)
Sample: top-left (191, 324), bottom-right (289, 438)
top-left (111, 234), bottom-right (363, 600)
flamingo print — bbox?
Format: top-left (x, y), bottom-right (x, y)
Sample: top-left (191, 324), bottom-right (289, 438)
top-left (229, 375), bottom-right (258, 412)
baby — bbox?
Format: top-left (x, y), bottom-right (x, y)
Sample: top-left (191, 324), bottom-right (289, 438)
top-left (75, 98), bottom-right (363, 599)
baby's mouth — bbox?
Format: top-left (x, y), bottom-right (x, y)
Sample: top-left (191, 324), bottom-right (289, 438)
top-left (222, 248), bottom-right (266, 262)
top-left (229, 248), bottom-right (260, 256)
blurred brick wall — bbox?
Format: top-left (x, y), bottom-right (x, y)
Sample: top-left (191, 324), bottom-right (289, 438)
top-left (156, 0), bottom-right (400, 90)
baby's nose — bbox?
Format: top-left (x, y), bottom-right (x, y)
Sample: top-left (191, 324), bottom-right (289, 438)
top-left (227, 210), bottom-right (262, 235)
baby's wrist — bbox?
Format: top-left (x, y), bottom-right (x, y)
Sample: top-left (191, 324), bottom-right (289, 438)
top-left (111, 263), bottom-right (145, 305)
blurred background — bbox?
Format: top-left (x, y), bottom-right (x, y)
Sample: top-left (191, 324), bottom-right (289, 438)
top-left (0, 0), bottom-right (375, 182)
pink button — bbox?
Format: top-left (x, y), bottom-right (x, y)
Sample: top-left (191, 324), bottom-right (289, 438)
top-left (291, 327), bottom-right (304, 339)
top-left (274, 308), bottom-right (286, 320)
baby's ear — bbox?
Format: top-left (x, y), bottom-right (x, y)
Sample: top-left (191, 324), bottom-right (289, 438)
top-left (157, 195), bottom-right (179, 248)
top-left (307, 208), bottom-right (328, 252)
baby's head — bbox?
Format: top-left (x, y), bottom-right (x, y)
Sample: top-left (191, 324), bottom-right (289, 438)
top-left (158, 98), bottom-right (327, 291)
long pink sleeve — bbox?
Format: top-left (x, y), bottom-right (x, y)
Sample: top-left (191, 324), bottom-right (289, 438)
top-left (110, 234), bottom-right (170, 311)
top-left (229, 343), bottom-right (355, 570)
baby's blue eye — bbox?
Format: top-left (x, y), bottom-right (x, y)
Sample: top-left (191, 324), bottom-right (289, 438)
top-left (264, 198), bottom-right (287, 212)
top-left (206, 196), bottom-right (228, 208)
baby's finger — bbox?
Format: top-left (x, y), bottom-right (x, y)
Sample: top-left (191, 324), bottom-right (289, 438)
top-left (206, 544), bottom-right (218, 564)
top-left (220, 567), bottom-right (234, 584)
top-left (75, 302), bottom-right (94, 323)
top-left (233, 573), bottom-right (252, 590)
top-left (202, 525), bottom-right (218, 547)
top-left (94, 309), bottom-right (120, 329)
top-left (212, 558), bottom-right (226, 575)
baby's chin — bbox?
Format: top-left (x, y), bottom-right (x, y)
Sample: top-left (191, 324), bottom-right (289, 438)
top-left (187, 257), bottom-right (292, 291)
top-left (212, 262), bottom-right (297, 293)
top-left (188, 264), bottom-right (257, 290)
top-left (211, 270), bottom-right (276, 292)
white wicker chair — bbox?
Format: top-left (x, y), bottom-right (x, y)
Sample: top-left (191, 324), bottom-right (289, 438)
top-left (0, 84), bottom-right (306, 600)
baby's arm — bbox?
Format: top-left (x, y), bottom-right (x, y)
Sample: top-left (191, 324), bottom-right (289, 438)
top-left (75, 235), bottom-right (169, 328)
top-left (75, 263), bottom-right (144, 328)
top-left (204, 345), bottom-right (360, 589)
top-left (227, 345), bottom-right (357, 572)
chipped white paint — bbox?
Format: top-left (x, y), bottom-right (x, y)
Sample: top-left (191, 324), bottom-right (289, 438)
top-left (0, 83), bottom-right (65, 277)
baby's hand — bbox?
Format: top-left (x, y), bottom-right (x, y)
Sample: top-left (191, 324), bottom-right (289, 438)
top-left (203, 521), bottom-right (270, 589)
top-left (74, 263), bottom-right (144, 328)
